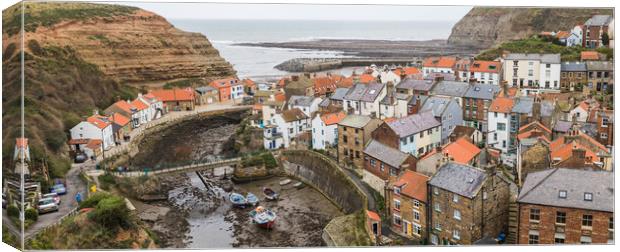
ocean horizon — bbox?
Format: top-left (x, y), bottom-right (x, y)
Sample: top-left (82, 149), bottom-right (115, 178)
top-left (169, 19), bottom-right (458, 78)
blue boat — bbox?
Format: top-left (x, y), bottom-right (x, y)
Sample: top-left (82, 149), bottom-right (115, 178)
top-left (249, 206), bottom-right (277, 229)
top-left (246, 193), bottom-right (259, 206)
top-left (229, 193), bottom-right (247, 208)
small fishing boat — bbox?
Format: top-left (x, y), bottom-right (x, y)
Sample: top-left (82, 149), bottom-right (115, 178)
top-left (229, 193), bottom-right (247, 208)
top-left (246, 192), bottom-right (259, 206)
top-left (293, 182), bottom-right (305, 189)
top-left (263, 187), bottom-right (279, 201)
top-left (249, 206), bottom-right (277, 229)
top-left (279, 179), bottom-right (291, 186)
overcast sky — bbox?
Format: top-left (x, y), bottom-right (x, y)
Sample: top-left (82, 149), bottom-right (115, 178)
top-left (105, 2), bottom-right (472, 21)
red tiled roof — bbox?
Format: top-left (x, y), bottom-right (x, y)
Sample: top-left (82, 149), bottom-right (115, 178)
top-left (242, 78), bottom-right (256, 87)
top-left (87, 115), bottom-right (111, 129)
top-left (209, 78), bottom-right (238, 88)
top-left (109, 100), bottom-right (135, 114)
top-left (131, 99), bottom-right (149, 111)
top-left (470, 60), bottom-right (501, 73)
top-left (16, 138), bottom-right (28, 148)
top-left (313, 76), bottom-right (339, 95)
top-left (489, 97), bottom-right (515, 113)
top-left (253, 104), bottom-right (263, 111)
top-left (339, 76), bottom-right (354, 88)
top-left (518, 121), bottom-right (551, 134)
top-left (367, 210), bottom-right (381, 221)
top-left (550, 141), bottom-right (596, 162)
top-left (149, 88), bottom-right (194, 102)
top-left (556, 31), bottom-right (570, 39)
top-left (274, 92), bottom-right (287, 102)
top-left (581, 51), bottom-right (600, 61)
top-left (85, 139), bottom-right (102, 150)
top-left (110, 113), bottom-right (130, 127)
top-left (393, 67), bottom-right (421, 76)
top-left (68, 139), bottom-right (89, 145)
top-left (442, 137), bottom-right (481, 164)
top-left (393, 170), bottom-right (429, 202)
top-left (359, 74), bottom-right (375, 84)
top-left (422, 56), bottom-right (457, 68)
top-left (320, 111), bottom-right (346, 125)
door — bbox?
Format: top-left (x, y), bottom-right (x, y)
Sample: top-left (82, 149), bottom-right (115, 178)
top-left (372, 223), bottom-right (378, 235)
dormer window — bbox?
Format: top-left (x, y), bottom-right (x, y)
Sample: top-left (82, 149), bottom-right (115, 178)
top-left (559, 190), bottom-right (567, 199)
top-left (584, 192), bottom-right (593, 201)
top-left (394, 186), bottom-right (401, 195)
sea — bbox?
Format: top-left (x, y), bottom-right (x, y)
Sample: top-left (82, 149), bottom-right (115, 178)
top-left (168, 19), bottom-right (456, 79)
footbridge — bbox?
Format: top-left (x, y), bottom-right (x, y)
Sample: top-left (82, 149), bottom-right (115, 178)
top-left (110, 157), bottom-right (241, 177)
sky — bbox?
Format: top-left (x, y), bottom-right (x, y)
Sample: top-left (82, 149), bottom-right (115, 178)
top-left (103, 2), bottom-right (472, 21)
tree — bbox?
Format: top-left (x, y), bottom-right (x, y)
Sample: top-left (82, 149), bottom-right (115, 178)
top-left (602, 32), bottom-right (610, 47)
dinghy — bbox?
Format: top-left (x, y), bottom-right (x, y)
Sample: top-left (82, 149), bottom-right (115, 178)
top-left (229, 193), bottom-right (247, 208)
top-left (246, 192), bottom-right (259, 206)
top-left (293, 181), bottom-right (305, 189)
top-left (263, 187), bottom-right (279, 201)
top-left (279, 179), bottom-right (291, 186)
top-left (249, 206), bottom-right (277, 229)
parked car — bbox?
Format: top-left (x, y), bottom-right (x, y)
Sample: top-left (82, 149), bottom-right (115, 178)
top-left (37, 198), bottom-right (59, 214)
top-left (51, 184), bottom-right (67, 195)
top-left (74, 153), bottom-right (87, 163)
top-left (42, 192), bottom-right (61, 205)
top-left (2, 193), bottom-right (7, 209)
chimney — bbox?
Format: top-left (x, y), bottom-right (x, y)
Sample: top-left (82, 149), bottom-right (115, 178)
top-left (93, 109), bottom-right (99, 116)
top-left (434, 75), bottom-right (444, 83)
top-left (291, 75), bottom-right (299, 82)
top-left (532, 101), bottom-right (541, 121)
top-left (501, 80), bottom-right (509, 97)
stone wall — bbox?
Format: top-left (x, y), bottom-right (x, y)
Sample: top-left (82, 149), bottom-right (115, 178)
top-left (361, 169), bottom-right (386, 197)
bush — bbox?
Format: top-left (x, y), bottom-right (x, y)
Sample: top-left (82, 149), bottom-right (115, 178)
top-left (48, 156), bottom-right (71, 178)
top-left (89, 195), bottom-right (131, 229)
top-left (261, 153), bottom-right (278, 169)
top-left (79, 192), bottom-right (110, 209)
top-left (7, 204), bottom-right (20, 218)
top-left (98, 173), bottom-right (116, 190)
top-left (25, 207), bottom-right (39, 221)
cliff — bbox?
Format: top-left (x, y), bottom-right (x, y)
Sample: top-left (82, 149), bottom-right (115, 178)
top-left (448, 7), bottom-right (613, 48)
top-left (1, 2), bottom-right (235, 177)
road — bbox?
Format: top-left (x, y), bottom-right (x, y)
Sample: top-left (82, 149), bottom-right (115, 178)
top-left (2, 162), bottom-right (88, 240)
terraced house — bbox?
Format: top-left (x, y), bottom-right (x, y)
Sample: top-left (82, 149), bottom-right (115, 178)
top-left (428, 163), bottom-right (511, 245)
top-left (386, 170), bottom-right (430, 242)
top-left (501, 53), bottom-right (561, 95)
top-left (337, 115), bottom-right (382, 169)
top-left (462, 83), bottom-right (500, 133)
top-left (371, 111), bottom-right (441, 158)
top-left (517, 168), bottom-right (613, 244)
top-left (560, 62), bottom-right (588, 92)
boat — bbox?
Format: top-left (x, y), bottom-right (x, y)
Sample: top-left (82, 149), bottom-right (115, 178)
top-left (229, 193), bottom-right (247, 208)
top-left (293, 182), bottom-right (305, 189)
top-left (263, 187), bottom-right (279, 201)
top-left (279, 179), bottom-right (291, 186)
top-left (248, 206), bottom-right (277, 229)
top-left (246, 192), bottom-right (259, 206)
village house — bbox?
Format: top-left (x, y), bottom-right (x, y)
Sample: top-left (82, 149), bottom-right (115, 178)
top-left (242, 78), bottom-right (257, 95)
top-left (566, 25), bottom-right (584, 47)
top-left (195, 86), bottom-right (220, 105)
top-left (287, 95), bottom-right (323, 117)
top-left (429, 80), bottom-right (469, 107)
top-left (130, 98), bottom-right (151, 126)
top-left (549, 129), bottom-right (612, 170)
top-left (104, 100), bottom-right (141, 128)
top-left (386, 170), bottom-right (430, 241)
top-left (583, 15), bottom-right (613, 48)
top-left (407, 95), bottom-right (428, 116)
top-left (13, 138), bottom-right (31, 174)
top-left (312, 74), bottom-right (343, 97)
top-left (422, 56), bottom-right (457, 76)
top-left (283, 74), bottom-right (315, 100)
top-left (70, 112), bottom-right (115, 150)
top-left (509, 96), bottom-right (555, 155)
top-left (449, 125), bottom-right (483, 145)
top-left (371, 111), bottom-right (441, 158)
top-left (462, 82), bottom-right (500, 133)
top-left (230, 79), bottom-right (245, 101)
top-left (515, 138), bottom-right (551, 187)
top-left (376, 67), bottom-right (402, 85)
top-left (396, 78), bottom-right (435, 97)
top-left (318, 87), bottom-right (349, 111)
top-left (420, 96), bottom-right (463, 143)
top-left (149, 88), bottom-right (196, 111)
top-left (454, 58), bottom-right (472, 82)
top-left (560, 62), bottom-right (588, 92)
top-left (591, 108), bottom-right (613, 147)
top-left (264, 108), bottom-right (310, 150)
top-left (469, 61), bottom-right (502, 85)
top-left (362, 139), bottom-right (417, 196)
top-left (501, 53), bottom-right (561, 94)
top-left (342, 83), bottom-right (386, 117)
top-left (109, 112), bottom-right (131, 144)
top-left (311, 111), bottom-right (346, 150)
top-left (569, 99), bottom-right (599, 123)
top-left (442, 137), bottom-right (481, 166)
top-left (209, 78), bottom-right (234, 102)
top-left (137, 93), bottom-right (165, 121)
top-left (517, 168), bottom-right (613, 244)
top-left (487, 97), bottom-right (515, 156)
top-left (337, 115), bottom-right (382, 169)
top-left (379, 82), bottom-right (410, 119)
top-left (428, 162), bottom-right (511, 245)
top-left (580, 51), bottom-right (604, 61)
top-left (392, 67), bottom-right (422, 80)
top-left (585, 61), bottom-right (613, 94)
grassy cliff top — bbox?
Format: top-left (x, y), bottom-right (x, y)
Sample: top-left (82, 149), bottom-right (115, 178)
top-left (476, 37), bottom-right (613, 61)
top-left (3, 2), bottom-right (138, 36)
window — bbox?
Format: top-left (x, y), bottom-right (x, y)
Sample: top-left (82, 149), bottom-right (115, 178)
top-left (380, 163), bottom-right (385, 171)
top-left (453, 194), bottom-right (459, 203)
top-left (530, 209), bottom-right (540, 222)
top-left (494, 133), bottom-right (498, 141)
top-left (420, 131), bottom-right (424, 138)
top-left (559, 190), bottom-right (567, 199)
top-left (409, 136), bottom-right (414, 142)
top-left (431, 235), bottom-right (439, 245)
top-left (393, 214), bottom-right (402, 226)
top-left (414, 210), bottom-right (420, 221)
top-left (434, 223), bottom-right (442, 231)
top-left (452, 229), bottom-right (460, 240)
top-left (497, 123), bottom-right (506, 131)
top-left (556, 212), bottom-right (566, 224)
top-left (434, 203), bottom-right (441, 212)
top-left (394, 200), bottom-right (401, 211)
top-left (583, 215), bottom-right (593, 227)
top-left (394, 186), bottom-right (401, 195)
top-left (580, 236), bottom-right (592, 244)
top-left (370, 159), bottom-right (376, 167)
top-left (355, 151), bottom-right (360, 158)
top-left (454, 210), bottom-right (461, 220)
top-left (584, 192), bottom-right (593, 201)
top-left (413, 200), bottom-right (420, 208)
top-left (502, 140), bottom-right (507, 148)
top-left (433, 187), bottom-right (439, 195)
top-left (555, 235), bottom-right (565, 244)
top-left (414, 224), bottom-right (422, 235)
top-left (610, 217), bottom-right (614, 230)
top-left (529, 234), bottom-right (539, 244)
top-left (298, 126), bottom-right (303, 132)
top-left (494, 112), bottom-right (498, 118)
top-left (343, 135), bottom-right (348, 143)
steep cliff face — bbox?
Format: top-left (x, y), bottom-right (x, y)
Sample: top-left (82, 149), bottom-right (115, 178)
top-left (448, 7), bottom-right (613, 48)
top-left (3, 2), bottom-right (236, 84)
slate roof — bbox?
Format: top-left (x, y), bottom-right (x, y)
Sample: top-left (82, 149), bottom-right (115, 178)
top-left (561, 62), bottom-right (587, 72)
top-left (518, 168), bottom-right (613, 212)
top-left (195, 86), bottom-right (217, 94)
top-left (386, 111), bottom-right (440, 137)
top-left (280, 108), bottom-right (308, 122)
top-left (511, 97), bottom-right (534, 114)
top-left (504, 53), bottom-right (561, 64)
top-left (553, 120), bottom-right (573, 132)
top-left (541, 101), bottom-right (554, 117)
top-left (586, 61), bottom-right (613, 71)
top-left (429, 162), bottom-right (487, 198)
top-left (585, 15), bottom-right (613, 26)
top-left (464, 83), bottom-right (500, 100)
top-left (421, 96), bottom-right (453, 117)
top-left (408, 95), bottom-right (428, 106)
top-left (330, 88), bottom-right (350, 101)
top-left (431, 81), bottom-right (470, 97)
top-left (344, 83), bottom-right (385, 102)
top-left (339, 114), bottom-right (372, 128)
top-left (396, 79), bottom-right (435, 91)
top-left (363, 139), bottom-right (411, 168)
top-left (288, 95), bottom-right (316, 107)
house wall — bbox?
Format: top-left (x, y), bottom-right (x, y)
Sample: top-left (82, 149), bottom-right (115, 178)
top-left (487, 111), bottom-right (512, 153)
top-left (439, 101), bottom-right (464, 143)
top-left (387, 189), bottom-right (429, 242)
top-left (70, 122), bottom-right (115, 149)
top-left (517, 203), bottom-right (613, 244)
top-left (560, 71), bottom-right (588, 92)
top-left (472, 72), bottom-right (500, 85)
top-left (424, 67), bottom-right (454, 75)
top-left (361, 169), bottom-right (386, 197)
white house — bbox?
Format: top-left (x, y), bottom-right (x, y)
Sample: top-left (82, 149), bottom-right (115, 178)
top-left (379, 92), bottom-right (410, 119)
top-left (377, 68), bottom-right (401, 85)
top-left (70, 113), bottom-right (115, 150)
top-left (422, 56), bottom-right (457, 76)
top-left (384, 111), bottom-right (442, 157)
top-left (231, 80), bottom-right (245, 100)
top-left (311, 111), bottom-right (346, 150)
top-left (288, 95), bottom-right (323, 117)
top-left (342, 83), bottom-right (386, 117)
top-left (487, 97), bottom-right (515, 153)
top-left (469, 60), bottom-right (502, 85)
top-left (265, 108), bottom-right (310, 149)
top-left (137, 93), bottom-right (164, 121)
top-left (501, 53), bottom-right (561, 94)
top-left (569, 100), bottom-right (597, 123)
top-left (130, 99), bottom-right (151, 126)
top-left (566, 25), bottom-right (584, 47)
